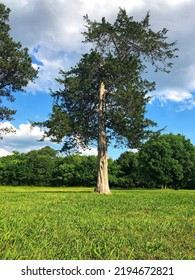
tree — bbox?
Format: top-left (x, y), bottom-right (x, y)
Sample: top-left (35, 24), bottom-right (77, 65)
top-left (108, 158), bottom-right (121, 188)
top-left (51, 155), bottom-right (97, 186)
top-left (185, 147), bottom-right (195, 189)
top-left (25, 148), bottom-right (56, 186)
top-left (139, 134), bottom-right (195, 189)
top-left (36, 145), bottom-right (58, 158)
top-left (0, 3), bottom-right (38, 134)
top-left (161, 134), bottom-right (195, 189)
top-left (0, 147), bottom-right (58, 186)
top-left (36, 9), bottom-right (178, 193)
top-left (0, 151), bottom-right (27, 185)
top-left (116, 151), bottom-right (140, 188)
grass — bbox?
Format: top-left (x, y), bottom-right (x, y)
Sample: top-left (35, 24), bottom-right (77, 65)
top-left (0, 186), bottom-right (194, 260)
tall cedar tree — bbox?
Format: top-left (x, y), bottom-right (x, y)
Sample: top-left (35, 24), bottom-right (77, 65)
top-left (37, 9), bottom-right (178, 193)
top-left (0, 3), bottom-right (38, 134)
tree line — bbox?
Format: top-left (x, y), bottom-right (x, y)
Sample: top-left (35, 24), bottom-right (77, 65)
top-left (0, 134), bottom-right (194, 189)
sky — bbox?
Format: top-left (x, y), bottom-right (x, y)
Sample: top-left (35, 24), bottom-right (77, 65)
top-left (0, 0), bottom-right (195, 159)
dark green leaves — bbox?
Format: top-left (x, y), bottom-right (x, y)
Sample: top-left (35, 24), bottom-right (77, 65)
top-left (83, 8), bottom-right (178, 71)
top-left (39, 8), bottom-right (178, 153)
top-left (139, 134), bottom-right (195, 188)
top-left (0, 3), bottom-right (38, 123)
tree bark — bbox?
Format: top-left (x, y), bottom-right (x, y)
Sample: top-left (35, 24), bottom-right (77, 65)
top-left (161, 183), bottom-right (167, 189)
top-left (94, 81), bottom-right (111, 194)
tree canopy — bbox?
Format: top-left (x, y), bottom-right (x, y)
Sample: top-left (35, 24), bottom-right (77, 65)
top-left (139, 134), bottom-right (195, 189)
top-left (0, 3), bottom-right (38, 131)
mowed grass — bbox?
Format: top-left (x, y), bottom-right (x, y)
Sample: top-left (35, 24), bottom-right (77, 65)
top-left (0, 186), bottom-right (194, 260)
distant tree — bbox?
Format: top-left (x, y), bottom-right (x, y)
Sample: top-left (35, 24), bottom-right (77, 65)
top-left (0, 3), bottom-right (38, 134)
top-left (108, 158), bottom-right (121, 187)
top-left (186, 150), bottom-right (195, 189)
top-left (36, 146), bottom-right (58, 158)
top-left (35, 9), bottom-right (177, 193)
top-left (26, 148), bottom-right (56, 186)
top-left (78, 156), bottom-right (97, 186)
top-left (53, 155), bottom-right (83, 186)
top-left (0, 151), bottom-right (27, 185)
top-left (187, 146), bottom-right (195, 189)
top-left (0, 147), bottom-right (58, 186)
top-left (51, 155), bottom-right (97, 186)
top-left (139, 134), bottom-right (195, 189)
top-left (162, 134), bottom-right (195, 189)
top-left (116, 151), bottom-right (140, 188)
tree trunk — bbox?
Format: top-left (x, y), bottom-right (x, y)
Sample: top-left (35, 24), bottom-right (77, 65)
top-left (161, 183), bottom-right (167, 189)
top-left (94, 81), bottom-right (111, 194)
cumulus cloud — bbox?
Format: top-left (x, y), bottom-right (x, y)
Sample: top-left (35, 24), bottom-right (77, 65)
top-left (1, 0), bottom-right (195, 104)
top-left (0, 122), bottom-right (56, 156)
top-left (0, 122), bottom-right (98, 157)
top-left (79, 147), bottom-right (98, 156)
top-left (156, 88), bottom-right (193, 103)
top-left (152, 88), bottom-right (195, 111)
top-left (0, 149), bottom-right (11, 157)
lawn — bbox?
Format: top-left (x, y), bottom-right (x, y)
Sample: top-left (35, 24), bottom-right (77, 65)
top-left (0, 186), bottom-right (194, 260)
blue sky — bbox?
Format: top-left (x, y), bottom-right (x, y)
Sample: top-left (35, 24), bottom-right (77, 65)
top-left (0, 0), bottom-right (195, 159)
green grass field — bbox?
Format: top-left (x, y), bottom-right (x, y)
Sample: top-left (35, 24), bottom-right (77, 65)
top-left (0, 186), bottom-right (194, 260)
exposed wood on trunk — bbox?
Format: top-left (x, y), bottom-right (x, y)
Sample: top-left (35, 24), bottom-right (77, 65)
top-left (161, 183), bottom-right (167, 189)
top-left (94, 81), bottom-right (111, 194)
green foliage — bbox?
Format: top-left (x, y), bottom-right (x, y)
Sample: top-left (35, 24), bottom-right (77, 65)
top-left (36, 8), bottom-right (178, 152)
top-left (0, 147), bottom-right (98, 187)
top-left (0, 146), bottom-right (57, 186)
top-left (139, 134), bottom-right (195, 189)
top-left (83, 9), bottom-right (178, 72)
top-left (52, 155), bottom-right (97, 186)
top-left (116, 151), bottom-right (140, 188)
top-left (0, 3), bottom-right (38, 125)
top-left (0, 151), bottom-right (26, 185)
top-left (108, 158), bottom-right (121, 187)
top-left (0, 187), bottom-right (194, 259)
top-left (25, 151), bottom-right (55, 186)
top-left (0, 134), bottom-right (194, 189)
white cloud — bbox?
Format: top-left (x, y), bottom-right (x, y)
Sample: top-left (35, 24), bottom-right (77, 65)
top-left (1, 0), bottom-right (195, 104)
top-left (0, 122), bottom-right (59, 156)
top-left (0, 149), bottom-right (11, 157)
top-left (162, 0), bottom-right (194, 7)
top-left (0, 122), bottom-right (98, 157)
top-left (79, 147), bottom-right (98, 156)
top-left (158, 88), bottom-right (193, 103)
